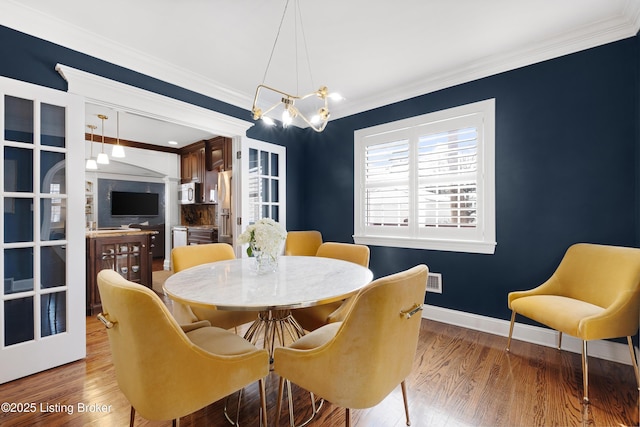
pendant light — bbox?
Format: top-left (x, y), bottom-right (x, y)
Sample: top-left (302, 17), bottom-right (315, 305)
top-left (85, 124), bottom-right (98, 170)
top-left (96, 114), bottom-right (109, 165)
top-left (111, 111), bottom-right (125, 158)
top-left (251, 0), bottom-right (342, 132)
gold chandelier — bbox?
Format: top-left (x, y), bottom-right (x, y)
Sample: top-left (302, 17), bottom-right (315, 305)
top-left (251, 0), bottom-right (341, 132)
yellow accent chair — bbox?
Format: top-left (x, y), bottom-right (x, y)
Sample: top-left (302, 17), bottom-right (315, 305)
top-left (171, 243), bottom-right (258, 330)
top-left (274, 264), bottom-right (428, 426)
top-left (506, 243), bottom-right (640, 403)
top-left (284, 230), bottom-right (323, 256)
top-left (96, 269), bottom-right (269, 427)
top-left (292, 242), bottom-right (371, 332)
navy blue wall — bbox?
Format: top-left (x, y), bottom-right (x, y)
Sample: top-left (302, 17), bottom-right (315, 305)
top-left (305, 36), bottom-right (639, 321)
top-left (1, 25), bottom-right (639, 324)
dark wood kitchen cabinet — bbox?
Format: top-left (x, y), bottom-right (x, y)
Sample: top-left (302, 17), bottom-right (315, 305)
top-left (206, 136), bottom-right (232, 171)
top-left (180, 146), bottom-right (205, 185)
top-left (86, 231), bottom-right (156, 315)
top-left (180, 137), bottom-right (231, 203)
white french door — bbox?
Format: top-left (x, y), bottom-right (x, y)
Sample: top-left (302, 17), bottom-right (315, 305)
top-left (1, 76), bottom-right (85, 383)
top-left (238, 137), bottom-right (286, 257)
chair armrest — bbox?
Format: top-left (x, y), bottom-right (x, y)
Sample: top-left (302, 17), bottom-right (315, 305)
top-left (180, 320), bottom-right (211, 333)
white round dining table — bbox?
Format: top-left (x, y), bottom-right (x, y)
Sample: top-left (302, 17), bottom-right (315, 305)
top-left (163, 255), bottom-right (374, 312)
top-left (164, 255), bottom-right (372, 424)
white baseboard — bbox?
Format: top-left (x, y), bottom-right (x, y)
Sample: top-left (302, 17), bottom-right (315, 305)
top-left (422, 304), bottom-right (636, 366)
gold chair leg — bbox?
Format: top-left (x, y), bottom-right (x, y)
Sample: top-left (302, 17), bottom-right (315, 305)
top-left (276, 376), bottom-right (285, 425)
top-left (401, 380), bottom-right (411, 426)
top-left (557, 332), bottom-right (563, 350)
top-left (259, 378), bottom-right (268, 427)
top-left (345, 408), bottom-right (351, 427)
top-left (506, 311), bottom-right (516, 351)
top-left (286, 379), bottom-right (295, 427)
top-left (172, 419), bottom-right (180, 427)
top-left (627, 336), bottom-right (640, 389)
top-left (582, 340), bottom-right (589, 404)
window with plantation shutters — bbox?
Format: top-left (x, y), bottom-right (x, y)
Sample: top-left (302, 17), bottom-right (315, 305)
top-left (354, 99), bottom-right (496, 254)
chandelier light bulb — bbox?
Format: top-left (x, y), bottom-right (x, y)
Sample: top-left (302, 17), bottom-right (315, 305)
top-left (262, 116), bottom-right (276, 126)
top-left (282, 109), bottom-right (293, 127)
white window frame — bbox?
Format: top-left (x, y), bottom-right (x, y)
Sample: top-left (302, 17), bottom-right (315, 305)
top-left (354, 99), bottom-right (496, 254)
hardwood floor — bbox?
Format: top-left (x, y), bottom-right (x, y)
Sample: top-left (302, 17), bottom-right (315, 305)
top-left (0, 302), bottom-right (637, 426)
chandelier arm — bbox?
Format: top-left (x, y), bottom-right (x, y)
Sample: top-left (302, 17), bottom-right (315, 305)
top-left (296, 112), bottom-right (327, 132)
top-left (255, 84), bottom-right (300, 101)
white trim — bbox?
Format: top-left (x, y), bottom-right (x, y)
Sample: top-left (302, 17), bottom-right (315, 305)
top-left (422, 304), bottom-right (635, 366)
top-left (354, 99), bottom-right (496, 254)
top-left (354, 235), bottom-right (496, 254)
top-left (0, 1), bottom-right (251, 110)
top-left (2, 1), bottom-right (638, 121)
top-left (332, 3), bottom-right (640, 120)
top-left (55, 64), bottom-right (254, 138)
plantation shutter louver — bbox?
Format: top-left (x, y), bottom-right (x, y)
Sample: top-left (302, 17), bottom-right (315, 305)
top-left (418, 127), bottom-right (478, 229)
top-left (364, 138), bottom-right (410, 228)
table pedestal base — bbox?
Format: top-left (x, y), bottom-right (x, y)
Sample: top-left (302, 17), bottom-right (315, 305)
top-left (244, 309), bottom-right (306, 363)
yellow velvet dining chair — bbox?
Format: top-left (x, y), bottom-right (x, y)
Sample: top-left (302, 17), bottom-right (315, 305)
top-left (506, 243), bottom-right (640, 403)
top-left (274, 264), bottom-right (428, 427)
top-left (171, 243), bottom-right (258, 330)
top-left (292, 242), bottom-right (371, 332)
top-left (96, 269), bottom-right (269, 427)
top-left (284, 230), bottom-right (323, 256)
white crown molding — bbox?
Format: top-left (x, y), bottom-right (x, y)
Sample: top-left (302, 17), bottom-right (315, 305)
top-left (422, 304), bottom-right (636, 366)
top-left (3, 0), bottom-right (640, 122)
top-left (332, 3), bottom-right (640, 120)
top-left (56, 64), bottom-right (254, 138)
top-left (0, 0), bottom-right (253, 110)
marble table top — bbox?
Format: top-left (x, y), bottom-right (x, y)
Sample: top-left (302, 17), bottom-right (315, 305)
top-left (163, 256), bottom-right (374, 311)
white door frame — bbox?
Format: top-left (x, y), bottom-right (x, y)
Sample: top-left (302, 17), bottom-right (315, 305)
top-left (236, 137), bottom-right (287, 258)
top-left (0, 76), bottom-right (85, 383)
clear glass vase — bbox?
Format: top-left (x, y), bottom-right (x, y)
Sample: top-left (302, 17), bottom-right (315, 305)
top-left (251, 244), bottom-right (278, 274)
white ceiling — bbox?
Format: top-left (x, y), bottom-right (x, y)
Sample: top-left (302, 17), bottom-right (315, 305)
top-left (2, 0), bottom-right (639, 147)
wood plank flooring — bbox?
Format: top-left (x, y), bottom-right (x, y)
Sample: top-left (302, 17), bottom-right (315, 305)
top-left (0, 302), bottom-right (637, 426)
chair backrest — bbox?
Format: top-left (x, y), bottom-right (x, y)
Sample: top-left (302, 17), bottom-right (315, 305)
top-left (97, 269), bottom-right (221, 420)
top-left (171, 242), bottom-right (235, 272)
top-left (285, 230), bottom-right (323, 256)
top-left (315, 242), bottom-right (370, 267)
top-left (551, 243), bottom-right (640, 309)
top-left (322, 264), bottom-right (428, 408)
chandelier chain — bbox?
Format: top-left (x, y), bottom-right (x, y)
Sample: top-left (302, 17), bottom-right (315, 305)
top-left (261, 0), bottom-right (291, 85)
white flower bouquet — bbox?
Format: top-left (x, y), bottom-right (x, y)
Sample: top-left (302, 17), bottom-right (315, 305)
top-left (237, 218), bottom-right (287, 260)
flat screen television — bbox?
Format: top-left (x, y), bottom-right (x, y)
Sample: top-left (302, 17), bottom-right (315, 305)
top-left (111, 191), bottom-right (159, 217)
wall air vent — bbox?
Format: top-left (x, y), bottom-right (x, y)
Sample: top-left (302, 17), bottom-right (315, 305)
top-left (426, 272), bottom-right (442, 293)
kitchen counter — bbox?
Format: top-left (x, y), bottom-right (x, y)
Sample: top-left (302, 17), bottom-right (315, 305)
top-left (85, 228), bottom-right (158, 238)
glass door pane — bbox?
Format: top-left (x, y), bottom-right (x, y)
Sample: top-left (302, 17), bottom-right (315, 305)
top-left (240, 138), bottom-right (286, 257)
top-left (247, 147), bottom-right (282, 224)
top-left (3, 94), bottom-right (68, 346)
top-left (1, 76), bottom-right (85, 385)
